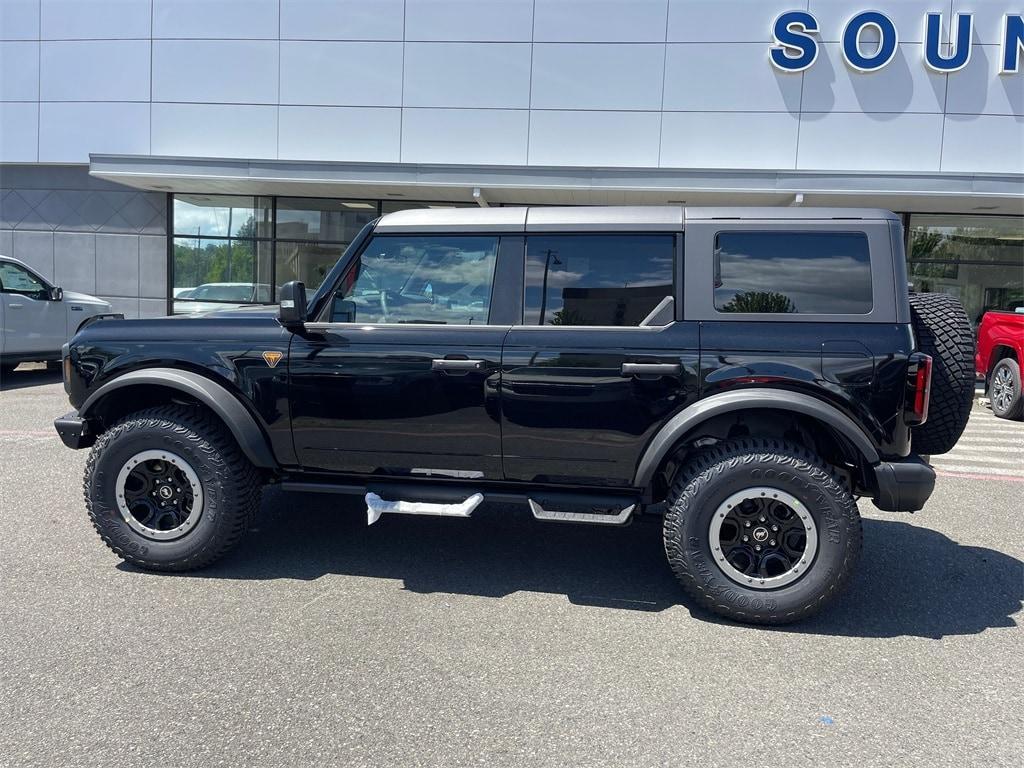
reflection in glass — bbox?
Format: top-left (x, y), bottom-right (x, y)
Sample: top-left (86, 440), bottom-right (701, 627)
top-left (171, 237), bottom-right (272, 312)
top-left (276, 198), bottom-right (377, 241)
top-left (275, 241), bottom-right (345, 293)
top-left (714, 232), bottom-right (872, 314)
top-left (173, 195), bottom-right (272, 238)
top-left (380, 201), bottom-right (475, 215)
top-left (908, 215), bottom-right (1024, 326)
top-left (334, 236), bottom-right (499, 325)
top-left (524, 234), bottom-right (674, 326)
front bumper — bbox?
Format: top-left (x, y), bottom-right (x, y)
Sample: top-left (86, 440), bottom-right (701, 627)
top-left (54, 411), bottom-right (95, 450)
top-left (872, 455), bottom-right (935, 512)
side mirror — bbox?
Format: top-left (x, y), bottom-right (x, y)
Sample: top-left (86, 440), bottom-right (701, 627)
top-left (49, 286), bottom-right (63, 301)
top-left (278, 281), bottom-right (307, 330)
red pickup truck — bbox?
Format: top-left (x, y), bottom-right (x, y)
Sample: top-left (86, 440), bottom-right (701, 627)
top-left (976, 310), bottom-right (1024, 419)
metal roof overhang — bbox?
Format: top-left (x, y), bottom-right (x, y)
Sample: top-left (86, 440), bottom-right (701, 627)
top-left (89, 155), bottom-right (1024, 215)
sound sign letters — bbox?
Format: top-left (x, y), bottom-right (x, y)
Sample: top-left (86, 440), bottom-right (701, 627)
top-left (770, 11), bottom-right (1024, 74)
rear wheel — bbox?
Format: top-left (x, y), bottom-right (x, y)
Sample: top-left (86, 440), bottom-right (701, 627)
top-left (908, 293), bottom-right (975, 454)
top-left (83, 404), bottom-right (261, 571)
top-left (990, 358), bottom-right (1023, 420)
top-left (663, 439), bottom-right (861, 625)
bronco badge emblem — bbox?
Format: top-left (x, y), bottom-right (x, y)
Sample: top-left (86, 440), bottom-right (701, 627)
top-left (262, 351), bottom-right (283, 368)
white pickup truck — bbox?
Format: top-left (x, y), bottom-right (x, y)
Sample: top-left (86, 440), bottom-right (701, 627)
top-left (0, 255), bottom-right (119, 375)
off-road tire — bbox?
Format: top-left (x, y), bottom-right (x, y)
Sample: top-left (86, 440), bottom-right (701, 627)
top-left (663, 438), bottom-right (862, 625)
top-left (990, 358), bottom-right (1023, 420)
top-left (83, 404), bottom-right (261, 571)
top-left (908, 292), bottom-right (974, 455)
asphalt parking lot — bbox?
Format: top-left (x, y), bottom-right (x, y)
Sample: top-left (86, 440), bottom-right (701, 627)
top-left (1, 366), bottom-right (1021, 767)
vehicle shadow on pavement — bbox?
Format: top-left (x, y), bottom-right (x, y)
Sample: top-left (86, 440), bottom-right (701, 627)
top-left (135, 489), bottom-right (1023, 638)
top-left (0, 366), bottom-right (62, 391)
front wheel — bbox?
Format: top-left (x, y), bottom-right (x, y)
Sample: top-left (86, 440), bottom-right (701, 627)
top-left (83, 405), bottom-right (262, 571)
top-left (663, 439), bottom-right (862, 625)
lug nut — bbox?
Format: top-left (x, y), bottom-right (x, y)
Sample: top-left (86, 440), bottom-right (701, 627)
top-left (769, 540), bottom-right (776, 546)
top-left (755, 545), bottom-right (762, 551)
top-left (759, 516), bottom-right (766, 522)
top-left (742, 536), bottom-right (749, 542)
top-left (744, 521), bottom-right (751, 528)
top-left (771, 525), bottom-right (778, 532)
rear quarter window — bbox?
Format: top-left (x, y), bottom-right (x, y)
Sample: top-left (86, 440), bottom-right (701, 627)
top-left (714, 231), bottom-right (872, 315)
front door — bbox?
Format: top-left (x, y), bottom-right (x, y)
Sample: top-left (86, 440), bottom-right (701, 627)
top-left (289, 232), bottom-right (516, 479)
top-left (500, 233), bottom-right (700, 488)
top-left (0, 260), bottom-right (64, 356)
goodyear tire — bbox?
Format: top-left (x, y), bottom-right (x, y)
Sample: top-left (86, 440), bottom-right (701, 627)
top-left (908, 292), bottom-right (975, 455)
top-left (83, 404), bottom-right (261, 571)
top-left (990, 357), bottom-right (1023, 420)
top-left (664, 439), bottom-right (862, 625)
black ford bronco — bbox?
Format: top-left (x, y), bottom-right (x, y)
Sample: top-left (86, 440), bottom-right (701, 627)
top-left (54, 207), bottom-right (975, 624)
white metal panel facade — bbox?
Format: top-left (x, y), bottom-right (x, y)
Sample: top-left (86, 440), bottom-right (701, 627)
top-left (0, 0), bottom-right (1019, 175)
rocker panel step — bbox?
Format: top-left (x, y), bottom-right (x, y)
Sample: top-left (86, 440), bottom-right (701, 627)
top-left (528, 499), bottom-right (635, 526)
top-left (365, 492), bottom-right (483, 525)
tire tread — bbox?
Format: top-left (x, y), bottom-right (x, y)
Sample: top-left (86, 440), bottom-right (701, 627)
top-left (663, 438), bottom-right (862, 625)
top-left (83, 404), bottom-right (260, 571)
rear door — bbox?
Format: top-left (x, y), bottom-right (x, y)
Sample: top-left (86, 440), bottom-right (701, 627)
top-left (500, 230), bottom-right (700, 488)
top-left (289, 232), bottom-right (521, 479)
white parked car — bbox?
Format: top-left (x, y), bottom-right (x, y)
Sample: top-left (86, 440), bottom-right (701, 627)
top-left (0, 255), bottom-right (119, 374)
top-left (173, 282), bottom-right (272, 314)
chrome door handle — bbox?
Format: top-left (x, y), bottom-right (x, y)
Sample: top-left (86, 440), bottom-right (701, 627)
top-left (621, 362), bottom-right (681, 377)
top-left (8, 303), bottom-right (23, 309)
top-left (432, 358), bottom-right (485, 372)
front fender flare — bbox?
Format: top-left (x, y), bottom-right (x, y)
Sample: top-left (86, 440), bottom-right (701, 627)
top-left (634, 388), bottom-right (880, 489)
top-left (80, 368), bottom-right (278, 469)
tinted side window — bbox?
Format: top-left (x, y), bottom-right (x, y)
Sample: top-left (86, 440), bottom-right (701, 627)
top-left (714, 232), bottom-right (872, 314)
top-left (0, 262), bottom-right (47, 297)
top-left (524, 234), bottom-right (675, 326)
top-left (332, 235), bottom-right (498, 325)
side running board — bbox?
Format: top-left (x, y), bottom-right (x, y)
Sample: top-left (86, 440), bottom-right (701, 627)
top-left (528, 499), bottom-right (634, 526)
top-left (365, 492), bottom-right (483, 525)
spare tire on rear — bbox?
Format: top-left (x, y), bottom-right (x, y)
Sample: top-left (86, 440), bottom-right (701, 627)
top-left (908, 292), bottom-right (975, 455)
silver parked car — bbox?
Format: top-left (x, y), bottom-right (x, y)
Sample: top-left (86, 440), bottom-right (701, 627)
top-left (0, 255), bottom-right (119, 374)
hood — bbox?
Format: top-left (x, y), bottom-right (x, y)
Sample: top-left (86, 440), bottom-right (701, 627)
top-left (63, 291), bottom-right (111, 308)
top-left (177, 303), bottom-right (280, 319)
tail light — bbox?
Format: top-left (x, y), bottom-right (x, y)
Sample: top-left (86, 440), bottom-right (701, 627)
top-left (906, 353), bottom-right (932, 425)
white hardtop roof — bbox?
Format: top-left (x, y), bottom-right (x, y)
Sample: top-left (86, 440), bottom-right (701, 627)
top-left (373, 205), bottom-right (900, 233)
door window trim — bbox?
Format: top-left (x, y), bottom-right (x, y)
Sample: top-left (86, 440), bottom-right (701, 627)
top-left (0, 260), bottom-right (51, 298)
top-left (313, 231), bottom-right (508, 327)
top-left (520, 231), bottom-right (681, 328)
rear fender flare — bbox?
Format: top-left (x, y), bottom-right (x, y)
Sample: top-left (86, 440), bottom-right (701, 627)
top-left (634, 388), bottom-right (880, 488)
top-left (80, 368), bottom-right (278, 469)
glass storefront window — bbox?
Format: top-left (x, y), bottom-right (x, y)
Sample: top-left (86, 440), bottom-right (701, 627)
top-left (275, 241), bottom-right (346, 293)
top-left (276, 198), bottom-right (377, 241)
top-left (173, 194), bottom-right (272, 238)
top-left (908, 215), bottom-right (1024, 327)
top-left (380, 201), bottom-right (474, 214)
top-left (171, 237), bottom-right (272, 312)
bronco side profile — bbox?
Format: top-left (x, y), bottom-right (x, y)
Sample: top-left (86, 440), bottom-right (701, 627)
top-left (54, 207), bottom-right (975, 624)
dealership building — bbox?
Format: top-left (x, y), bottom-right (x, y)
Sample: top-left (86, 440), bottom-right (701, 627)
top-left (1, 0), bottom-right (1021, 323)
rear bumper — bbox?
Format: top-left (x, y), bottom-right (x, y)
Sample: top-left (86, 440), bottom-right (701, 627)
top-left (872, 455), bottom-right (935, 512)
top-left (54, 411), bottom-right (95, 450)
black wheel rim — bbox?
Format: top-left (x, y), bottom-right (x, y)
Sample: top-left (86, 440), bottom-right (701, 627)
top-left (709, 487), bottom-right (817, 589)
top-left (115, 450), bottom-right (204, 541)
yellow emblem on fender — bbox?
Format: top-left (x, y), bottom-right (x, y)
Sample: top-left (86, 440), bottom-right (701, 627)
top-left (262, 351), bottom-right (283, 368)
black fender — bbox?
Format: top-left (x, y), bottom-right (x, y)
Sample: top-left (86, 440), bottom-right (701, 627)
top-left (75, 313), bottom-right (125, 333)
top-left (79, 368), bottom-right (278, 469)
top-left (633, 388), bottom-right (880, 488)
